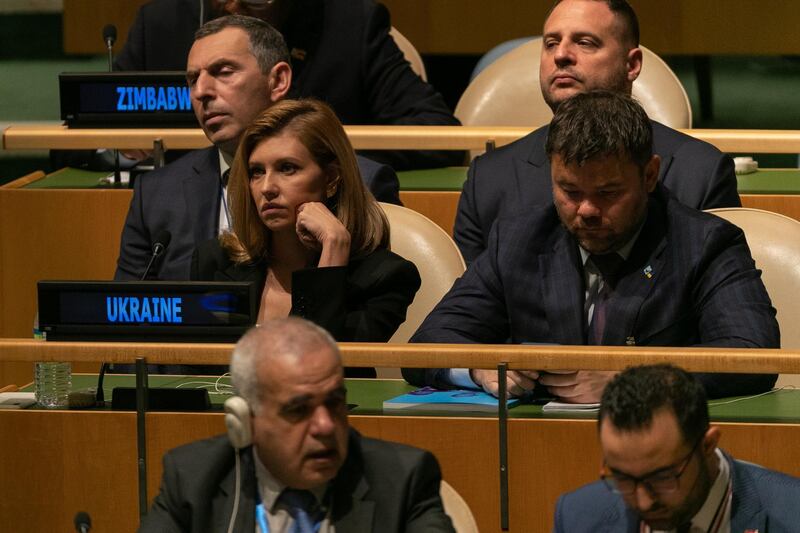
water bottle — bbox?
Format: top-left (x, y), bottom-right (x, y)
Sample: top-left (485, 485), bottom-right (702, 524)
top-left (32, 312), bottom-right (72, 408)
top-left (34, 362), bottom-right (72, 408)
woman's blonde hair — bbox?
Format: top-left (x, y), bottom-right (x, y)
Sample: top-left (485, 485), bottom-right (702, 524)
top-left (221, 98), bottom-right (389, 264)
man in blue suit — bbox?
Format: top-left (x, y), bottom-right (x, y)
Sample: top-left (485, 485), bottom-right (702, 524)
top-left (406, 91), bottom-right (778, 400)
top-left (554, 364), bottom-right (800, 533)
top-left (114, 15), bottom-right (400, 281)
top-left (455, 0), bottom-right (741, 265)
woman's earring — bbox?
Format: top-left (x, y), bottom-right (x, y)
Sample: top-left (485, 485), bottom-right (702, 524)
top-left (326, 178), bottom-right (339, 198)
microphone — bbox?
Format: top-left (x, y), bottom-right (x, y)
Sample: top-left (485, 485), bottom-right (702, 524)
top-left (141, 230), bottom-right (172, 281)
top-left (102, 24), bottom-right (120, 185)
top-left (96, 230), bottom-right (171, 404)
top-left (74, 511), bottom-right (91, 533)
top-left (102, 24), bottom-right (117, 49)
top-left (102, 24), bottom-right (116, 72)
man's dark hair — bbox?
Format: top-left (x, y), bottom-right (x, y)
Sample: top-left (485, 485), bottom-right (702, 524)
top-left (548, 0), bottom-right (640, 47)
top-left (195, 14), bottom-right (289, 74)
top-left (545, 90), bottom-right (653, 171)
top-left (599, 365), bottom-right (709, 446)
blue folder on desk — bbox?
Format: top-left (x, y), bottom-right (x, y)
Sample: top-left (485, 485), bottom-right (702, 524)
top-left (383, 387), bottom-right (521, 413)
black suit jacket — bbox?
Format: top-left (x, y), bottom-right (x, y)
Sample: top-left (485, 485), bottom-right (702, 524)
top-left (138, 431), bottom-right (455, 533)
top-left (554, 451), bottom-right (800, 533)
top-left (115, 0), bottom-right (462, 170)
top-left (191, 240), bottom-right (421, 343)
top-left (114, 147), bottom-right (401, 281)
top-left (408, 185), bottom-right (779, 398)
top-left (455, 121), bottom-right (741, 264)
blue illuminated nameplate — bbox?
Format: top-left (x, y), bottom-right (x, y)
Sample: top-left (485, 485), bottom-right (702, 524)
top-left (106, 296), bottom-right (183, 323)
top-left (38, 281), bottom-right (256, 342)
top-left (115, 86), bottom-right (191, 112)
top-left (60, 72), bottom-right (198, 128)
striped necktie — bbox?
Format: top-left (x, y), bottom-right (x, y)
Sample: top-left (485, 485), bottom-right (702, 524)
top-left (587, 253), bottom-right (624, 344)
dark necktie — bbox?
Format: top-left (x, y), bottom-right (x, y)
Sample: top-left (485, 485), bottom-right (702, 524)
top-left (279, 488), bottom-right (320, 533)
top-left (587, 253), bottom-right (624, 344)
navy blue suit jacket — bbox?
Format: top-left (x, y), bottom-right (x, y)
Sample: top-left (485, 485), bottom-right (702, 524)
top-left (455, 121), bottom-right (741, 264)
top-left (115, 0), bottom-right (462, 170)
top-left (554, 451), bottom-right (800, 533)
top-left (407, 185), bottom-right (778, 398)
top-left (114, 147), bottom-right (400, 281)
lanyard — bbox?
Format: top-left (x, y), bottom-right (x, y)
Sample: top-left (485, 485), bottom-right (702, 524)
top-left (255, 497), bottom-right (324, 533)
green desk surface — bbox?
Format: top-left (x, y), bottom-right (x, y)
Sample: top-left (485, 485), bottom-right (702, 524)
top-left (19, 166), bottom-right (800, 194)
top-left (23, 168), bottom-right (118, 189)
top-left (28, 374), bottom-right (800, 423)
top-left (736, 169), bottom-right (800, 194)
top-left (396, 167), bottom-right (467, 191)
top-left (19, 167), bottom-right (471, 192)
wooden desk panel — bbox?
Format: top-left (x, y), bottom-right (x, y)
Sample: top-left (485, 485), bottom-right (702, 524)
top-left (0, 410), bottom-right (139, 533)
top-left (381, 0), bottom-right (800, 55)
top-left (9, 125), bottom-right (800, 154)
top-left (400, 190), bottom-right (460, 235)
top-left (3, 408), bottom-right (799, 533)
top-left (741, 194), bottom-right (800, 222)
top-left (0, 188), bottom-right (131, 386)
top-left (64, 1), bottom-right (800, 56)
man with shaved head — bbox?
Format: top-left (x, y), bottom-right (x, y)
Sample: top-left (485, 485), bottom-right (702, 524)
top-left (141, 317), bottom-right (454, 532)
top-left (454, 0), bottom-right (741, 265)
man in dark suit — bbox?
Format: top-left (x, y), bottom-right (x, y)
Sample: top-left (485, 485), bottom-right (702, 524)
top-left (115, 0), bottom-right (462, 171)
top-left (406, 92), bottom-right (778, 401)
top-left (140, 317), bottom-right (454, 532)
top-left (554, 364), bottom-right (800, 532)
top-left (115, 15), bottom-right (401, 281)
top-left (455, 0), bottom-right (740, 264)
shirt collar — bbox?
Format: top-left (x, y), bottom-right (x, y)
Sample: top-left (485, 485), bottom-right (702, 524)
top-left (218, 148), bottom-right (232, 181)
top-left (688, 448), bottom-right (730, 532)
top-left (253, 449), bottom-right (328, 512)
top-left (579, 222), bottom-right (644, 267)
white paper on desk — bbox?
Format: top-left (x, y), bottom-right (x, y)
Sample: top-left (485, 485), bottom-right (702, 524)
top-left (542, 400), bottom-right (600, 412)
top-left (0, 392), bottom-right (36, 409)
top-left (99, 171), bottom-right (131, 185)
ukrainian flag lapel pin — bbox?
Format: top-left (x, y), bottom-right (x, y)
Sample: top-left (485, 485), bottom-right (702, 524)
top-left (643, 265), bottom-right (653, 279)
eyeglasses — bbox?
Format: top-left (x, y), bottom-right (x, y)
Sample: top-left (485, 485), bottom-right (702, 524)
top-left (601, 438), bottom-right (702, 496)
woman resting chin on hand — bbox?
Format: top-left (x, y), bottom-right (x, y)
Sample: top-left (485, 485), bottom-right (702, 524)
top-left (191, 99), bottom-right (421, 377)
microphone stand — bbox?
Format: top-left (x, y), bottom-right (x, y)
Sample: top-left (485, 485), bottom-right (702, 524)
top-left (104, 32), bottom-right (121, 187)
top-left (96, 235), bottom-right (169, 406)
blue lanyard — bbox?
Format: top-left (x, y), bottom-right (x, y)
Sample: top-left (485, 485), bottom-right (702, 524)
top-left (256, 502), bottom-right (269, 533)
top-left (255, 497), bottom-right (324, 533)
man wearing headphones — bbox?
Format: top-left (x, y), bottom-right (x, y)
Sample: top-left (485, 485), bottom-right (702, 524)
top-left (139, 317), bottom-right (455, 532)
